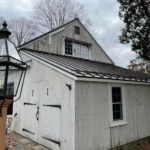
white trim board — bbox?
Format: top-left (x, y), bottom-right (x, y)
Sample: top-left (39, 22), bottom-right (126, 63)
top-left (108, 84), bottom-right (128, 128)
top-left (76, 77), bottom-right (150, 85)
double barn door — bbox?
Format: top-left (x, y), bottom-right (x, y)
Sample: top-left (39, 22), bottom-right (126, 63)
top-left (23, 82), bottom-right (61, 150)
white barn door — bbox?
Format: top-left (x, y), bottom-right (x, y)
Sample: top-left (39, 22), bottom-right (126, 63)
top-left (37, 82), bottom-right (61, 150)
top-left (22, 83), bottom-right (40, 141)
top-left (22, 82), bottom-right (61, 150)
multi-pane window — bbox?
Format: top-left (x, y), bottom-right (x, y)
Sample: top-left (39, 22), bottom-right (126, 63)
top-left (81, 45), bottom-right (89, 59)
top-left (65, 39), bottom-right (73, 55)
top-left (73, 43), bottom-right (89, 59)
top-left (75, 26), bottom-right (80, 35)
top-left (112, 87), bottom-right (123, 121)
top-left (73, 43), bottom-right (80, 57)
top-left (65, 39), bottom-right (90, 59)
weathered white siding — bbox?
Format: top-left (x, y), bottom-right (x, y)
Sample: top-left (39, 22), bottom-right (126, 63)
top-left (13, 53), bottom-right (76, 150)
top-left (75, 81), bottom-right (150, 150)
top-left (110, 84), bottom-right (150, 148)
top-left (75, 82), bottom-right (111, 150)
top-left (24, 20), bottom-right (113, 64)
top-left (64, 21), bottom-right (112, 63)
top-left (12, 51), bottom-right (150, 150)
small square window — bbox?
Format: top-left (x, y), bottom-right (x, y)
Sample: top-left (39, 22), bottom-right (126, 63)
top-left (75, 26), bottom-right (80, 35)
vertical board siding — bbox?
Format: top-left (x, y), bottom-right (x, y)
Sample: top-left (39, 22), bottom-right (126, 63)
top-left (64, 21), bottom-right (113, 63)
top-left (13, 54), bottom-right (76, 150)
top-left (23, 20), bottom-right (113, 64)
top-left (75, 82), bottom-right (111, 150)
top-left (39, 107), bottom-right (61, 141)
top-left (22, 105), bottom-right (37, 141)
top-left (13, 53), bottom-right (150, 150)
top-left (75, 82), bottom-right (150, 150)
top-left (110, 84), bottom-right (150, 148)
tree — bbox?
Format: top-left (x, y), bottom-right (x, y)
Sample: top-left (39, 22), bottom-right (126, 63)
top-left (117, 0), bottom-right (150, 61)
top-left (128, 56), bottom-right (150, 73)
top-left (33, 0), bottom-right (91, 32)
top-left (8, 17), bottom-right (38, 46)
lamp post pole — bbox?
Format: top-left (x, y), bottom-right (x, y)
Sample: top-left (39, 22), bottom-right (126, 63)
top-left (0, 100), bottom-right (12, 150)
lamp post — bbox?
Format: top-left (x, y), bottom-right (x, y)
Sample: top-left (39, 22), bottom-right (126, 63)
top-left (0, 21), bottom-right (26, 150)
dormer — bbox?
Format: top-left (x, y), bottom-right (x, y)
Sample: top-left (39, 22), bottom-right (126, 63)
top-left (19, 18), bottom-right (114, 64)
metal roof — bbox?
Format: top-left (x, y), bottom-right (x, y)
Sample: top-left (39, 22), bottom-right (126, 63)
top-left (21, 49), bottom-right (150, 83)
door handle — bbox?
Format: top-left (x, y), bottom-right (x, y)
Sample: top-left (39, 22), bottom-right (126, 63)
top-left (36, 106), bottom-right (39, 121)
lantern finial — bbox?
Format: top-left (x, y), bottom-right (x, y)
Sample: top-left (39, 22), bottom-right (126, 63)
top-left (0, 21), bottom-right (11, 38)
top-left (2, 21), bottom-right (7, 29)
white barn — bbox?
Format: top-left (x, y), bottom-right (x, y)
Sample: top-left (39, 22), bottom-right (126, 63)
top-left (13, 18), bottom-right (150, 150)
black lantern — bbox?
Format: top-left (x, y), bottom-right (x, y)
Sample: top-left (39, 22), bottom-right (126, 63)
top-left (0, 21), bottom-right (26, 100)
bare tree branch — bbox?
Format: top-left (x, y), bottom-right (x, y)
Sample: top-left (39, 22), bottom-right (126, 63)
top-left (33, 0), bottom-right (91, 32)
top-left (8, 17), bottom-right (39, 46)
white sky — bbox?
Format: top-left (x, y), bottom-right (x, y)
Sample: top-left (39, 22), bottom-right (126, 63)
top-left (0, 0), bottom-right (136, 68)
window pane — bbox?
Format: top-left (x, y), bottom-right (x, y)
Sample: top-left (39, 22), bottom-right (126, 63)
top-left (0, 66), bottom-right (6, 97)
top-left (113, 104), bottom-right (123, 121)
top-left (65, 39), bottom-right (72, 55)
top-left (112, 87), bottom-right (123, 121)
top-left (112, 87), bottom-right (122, 102)
top-left (7, 40), bottom-right (21, 61)
top-left (75, 26), bottom-right (80, 35)
top-left (0, 39), bottom-right (7, 55)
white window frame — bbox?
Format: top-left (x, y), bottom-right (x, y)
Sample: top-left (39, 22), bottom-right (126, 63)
top-left (73, 43), bottom-right (90, 59)
top-left (64, 39), bottom-right (91, 59)
top-left (108, 84), bottom-right (128, 127)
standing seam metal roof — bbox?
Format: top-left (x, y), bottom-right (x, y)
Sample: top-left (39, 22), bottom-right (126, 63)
top-left (21, 48), bottom-right (150, 83)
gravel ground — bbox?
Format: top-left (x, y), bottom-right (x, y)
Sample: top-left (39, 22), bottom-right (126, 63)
top-left (5, 132), bottom-right (49, 150)
top-left (6, 132), bottom-right (150, 150)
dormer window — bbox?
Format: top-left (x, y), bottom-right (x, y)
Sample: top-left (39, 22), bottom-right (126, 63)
top-left (65, 38), bottom-right (91, 59)
top-left (75, 26), bottom-right (80, 35)
top-left (65, 39), bottom-right (73, 55)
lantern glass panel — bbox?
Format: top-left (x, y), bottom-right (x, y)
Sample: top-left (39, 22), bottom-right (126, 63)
top-left (0, 39), bottom-right (7, 56)
top-left (0, 22), bottom-right (27, 99)
top-left (7, 65), bottom-right (23, 97)
top-left (7, 40), bottom-right (21, 61)
top-left (9, 57), bottom-right (24, 65)
top-left (0, 66), bottom-right (6, 98)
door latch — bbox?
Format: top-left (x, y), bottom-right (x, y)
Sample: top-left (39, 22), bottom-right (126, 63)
top-left (36, 106), bottom-right (39, 121)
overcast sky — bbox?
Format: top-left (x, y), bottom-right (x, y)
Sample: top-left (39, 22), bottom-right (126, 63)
top-left (0, 0), bottom-right (136, 68)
